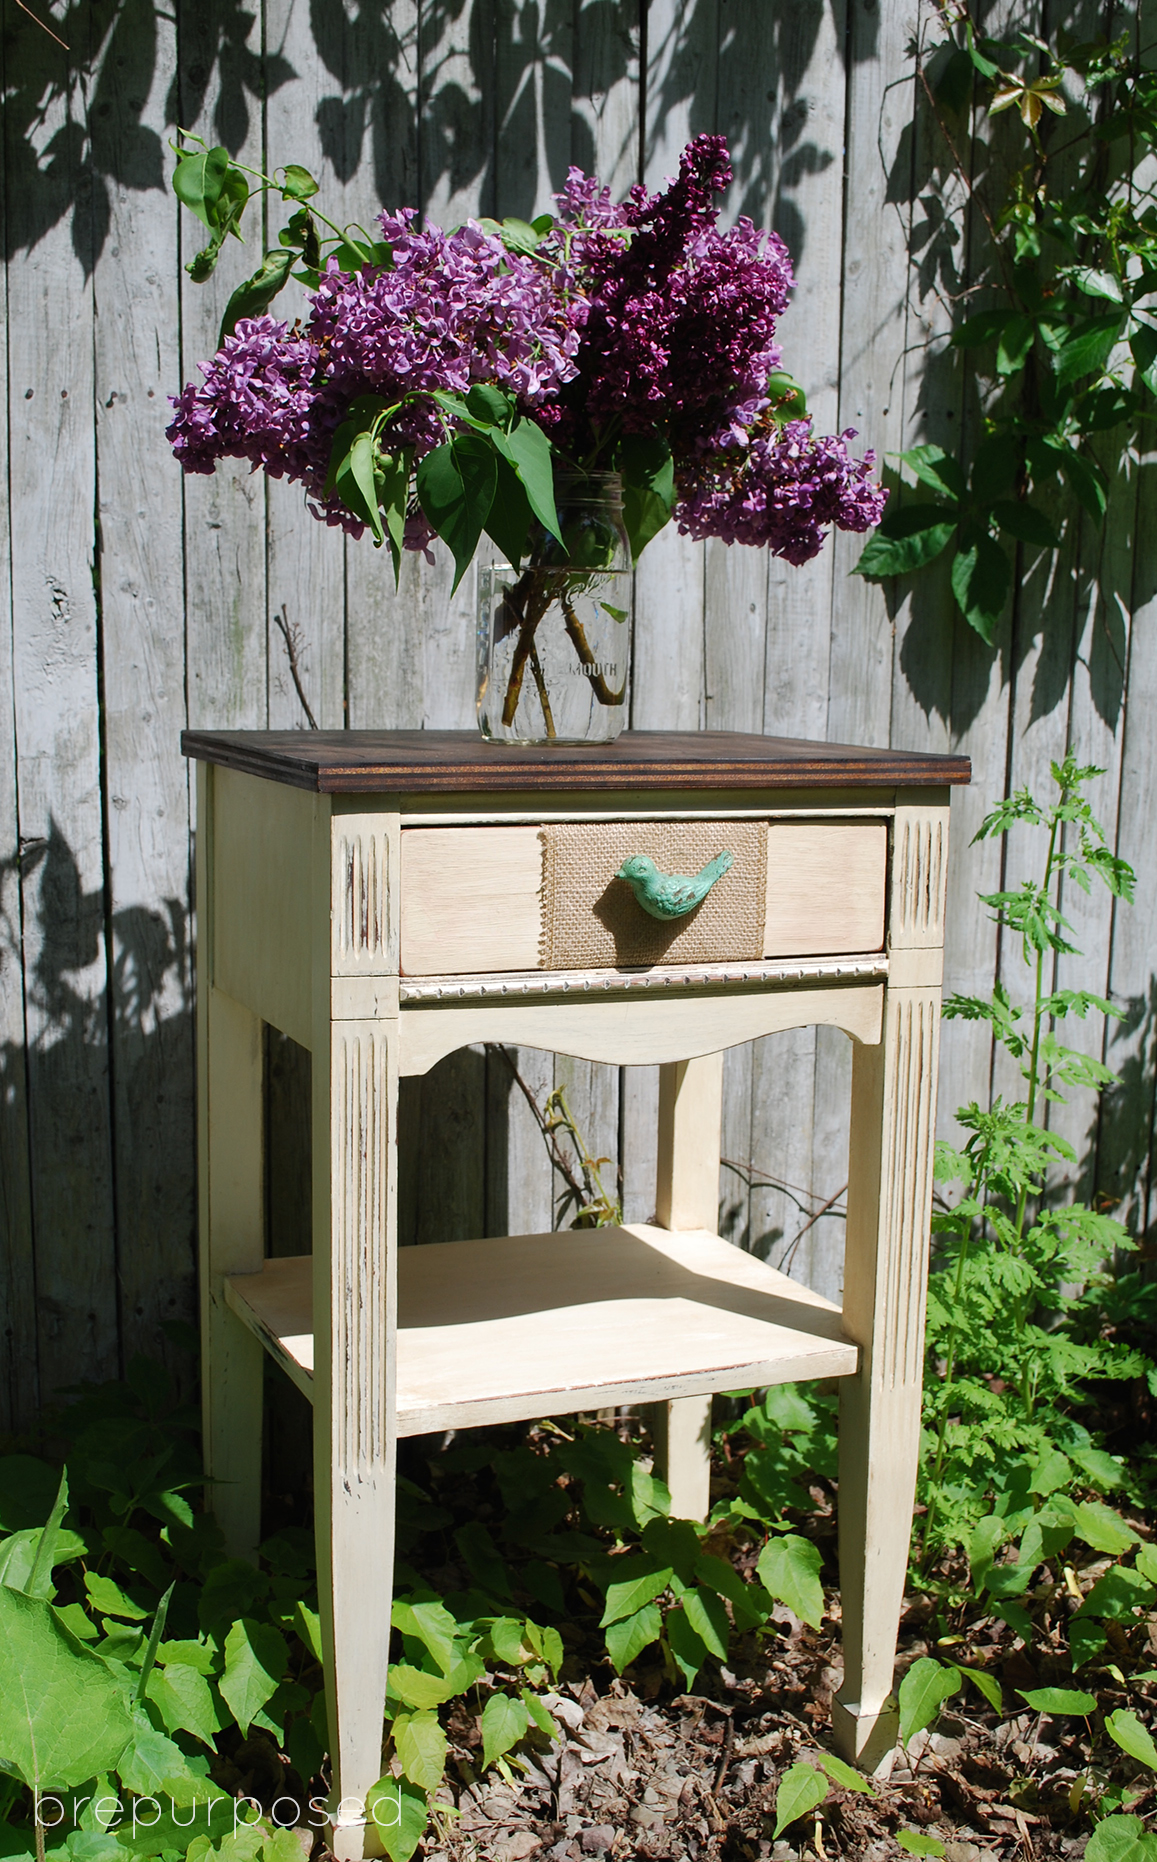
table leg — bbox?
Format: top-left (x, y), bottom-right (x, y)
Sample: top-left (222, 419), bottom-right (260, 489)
top-left (312, 1018), bottom-right (398, 1860)
top-left (833, 984), bottom-right (940, 1773)
top-left (651, 1052), bottom-right (723, 1521)
top-left (198, 983), bottom-right (265, 1560)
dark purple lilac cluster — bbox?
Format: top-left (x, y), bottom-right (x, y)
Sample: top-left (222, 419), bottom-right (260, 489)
top-left (540, 136), bottom-right (791, 448)
top-left (677, 419), bottom-right (888, 565)
top-left (167, 136), bottom-right (885, 562)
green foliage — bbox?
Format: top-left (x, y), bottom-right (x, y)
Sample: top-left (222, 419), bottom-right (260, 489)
top-left (921, 756), bottom-right (1150, 1566)
top-left (772, 1762), bottom-right (829, 1838)
top-left (853, 26), bottom-right (1157, 639)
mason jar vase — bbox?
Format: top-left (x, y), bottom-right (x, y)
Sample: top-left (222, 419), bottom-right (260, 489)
top-left (476, 470), bottom-right (632, 744)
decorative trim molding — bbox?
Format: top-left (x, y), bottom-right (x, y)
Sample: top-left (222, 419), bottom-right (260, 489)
top-left (399, 952), bottom-right (889, 1005)
top-left (332, 821), bottom-right (394, 975)
top-left (889, 808), bottom-right (949, 948)
top-left (332, 1024), bottom-right (390, 1474)
top-left (879, 990), bottom-right (939, 1391)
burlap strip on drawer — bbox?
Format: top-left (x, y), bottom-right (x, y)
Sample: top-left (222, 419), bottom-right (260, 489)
top-left (540, 820), bottom-right (767, 969)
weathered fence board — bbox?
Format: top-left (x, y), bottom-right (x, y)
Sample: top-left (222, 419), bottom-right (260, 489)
top-left (2, 0), bottom-right (1154, 1426)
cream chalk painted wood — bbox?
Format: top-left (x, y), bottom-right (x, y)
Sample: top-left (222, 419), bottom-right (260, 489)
top-left (192, 734), bottom-right (957, 1819)
top-left (653, 1052), bottom-right (725, 1518)
top-left (830, 798), bottom-right (947, 1776)
top-left (656, 1052), bottom-right (725, 1231)
top-left (398, 980), bottom-right (884, 1075)
top-left (400, 819), bottom-right (887, 976)
top-left (311, 798), bottom-right (400, 1859)
top-left (765, 822), bottom-right (887, 955)
top-left (400, 827), bottom-right (542, 974)
top-left (223, 1224), bottom-right (858, 1430)
top-left (213, 768), bottom-right (315, 1048)
top-left (198, 768), bottom-right (265, 1563)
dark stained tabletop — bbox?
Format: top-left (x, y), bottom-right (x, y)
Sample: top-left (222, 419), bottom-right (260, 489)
top-left (181, 729), bottom-right (971, 794)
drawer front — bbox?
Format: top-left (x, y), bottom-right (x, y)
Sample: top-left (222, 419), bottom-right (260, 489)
top-left (400, 819), bottom-right (887, 976)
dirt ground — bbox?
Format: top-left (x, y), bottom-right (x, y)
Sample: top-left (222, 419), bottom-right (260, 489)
top-left (427, 1598), bottom-right (1156, 1862)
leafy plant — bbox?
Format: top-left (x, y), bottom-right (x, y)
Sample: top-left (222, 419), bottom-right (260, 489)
top-left (853, 22), bottom-right (1157, 639)
top-left (921, 753), bottom-right (1149, 1564)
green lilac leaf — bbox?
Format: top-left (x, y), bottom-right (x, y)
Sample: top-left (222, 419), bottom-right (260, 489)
top-left (417, 434), bottom-right (498, 591)
top-left (897, 1834), bottom-right (947, 1858)
top-left (172, 146), bottom-right (231, 232)
top-left (483, 452), bottom-right (533, 565)
top-left (618, 433), bottom-right (676, 561)
top-left (492, 419), bottom-right (560, 543)
top-left (218, 249), bottom-right (294, 345)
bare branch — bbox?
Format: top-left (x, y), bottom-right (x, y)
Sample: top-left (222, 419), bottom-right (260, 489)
top-left (271, 606), bottom-right (319, 730)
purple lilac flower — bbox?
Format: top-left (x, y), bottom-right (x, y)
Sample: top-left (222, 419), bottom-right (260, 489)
top-left (540, 135), bottom-right (793, 447)
top-left (167, 316), bottom-right (362, 533)
top-left (311, 212), bottom-right (583, 406)
top-left (676, 419), bottom-right (889, 564)
top-left (167, 136), bottom-right (886, 564)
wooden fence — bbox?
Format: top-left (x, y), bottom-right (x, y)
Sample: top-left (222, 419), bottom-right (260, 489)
top-left (3, 0), bottom-right (1154, 1432)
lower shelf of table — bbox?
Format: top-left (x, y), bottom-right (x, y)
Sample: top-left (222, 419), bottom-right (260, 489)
top-left (224, 1223), bottom-right (859, 1436)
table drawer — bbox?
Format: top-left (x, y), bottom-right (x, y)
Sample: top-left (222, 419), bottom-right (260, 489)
top-left (400, 819), bottom-right (887, 976)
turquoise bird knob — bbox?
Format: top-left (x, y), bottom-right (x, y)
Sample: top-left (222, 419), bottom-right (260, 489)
top-left (615, 850), bottom-right (735, 921)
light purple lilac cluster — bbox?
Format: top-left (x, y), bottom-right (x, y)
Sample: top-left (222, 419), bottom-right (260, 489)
top-left (167, 135), bottom-right (885, 562)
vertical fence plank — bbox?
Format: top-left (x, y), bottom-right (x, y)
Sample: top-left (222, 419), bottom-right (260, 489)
top-left (177, 0), bottom-right (268, 737)
top-left (1100, 457), bottom-right (1157, 1244)
top-left (265, 0), bottom-right (348, 734)
top-left (5, 8), bottom-right (117, 1402)
top-left (0, 55), bottom-right (38, 1425)
top-left (621, 0), bottom-right (715, 1226)
top-left (740, 1), bottom-right (848, 1290)
top-left (93, 0), bottom-right (196, 1369)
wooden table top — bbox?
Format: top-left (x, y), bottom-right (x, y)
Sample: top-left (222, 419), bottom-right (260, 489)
top-left (181, 729), bottom-right (971, 794)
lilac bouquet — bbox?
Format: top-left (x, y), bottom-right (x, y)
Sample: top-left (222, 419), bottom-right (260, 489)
top-left (168, 135), bottom-right (885, 736)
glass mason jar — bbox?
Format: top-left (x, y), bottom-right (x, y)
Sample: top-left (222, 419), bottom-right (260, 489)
top-left (476, 470), bottom-right (632, 744)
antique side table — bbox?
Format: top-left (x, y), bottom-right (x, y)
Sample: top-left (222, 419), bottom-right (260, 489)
top-left (182, 728), bottom-right (969, 1851)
